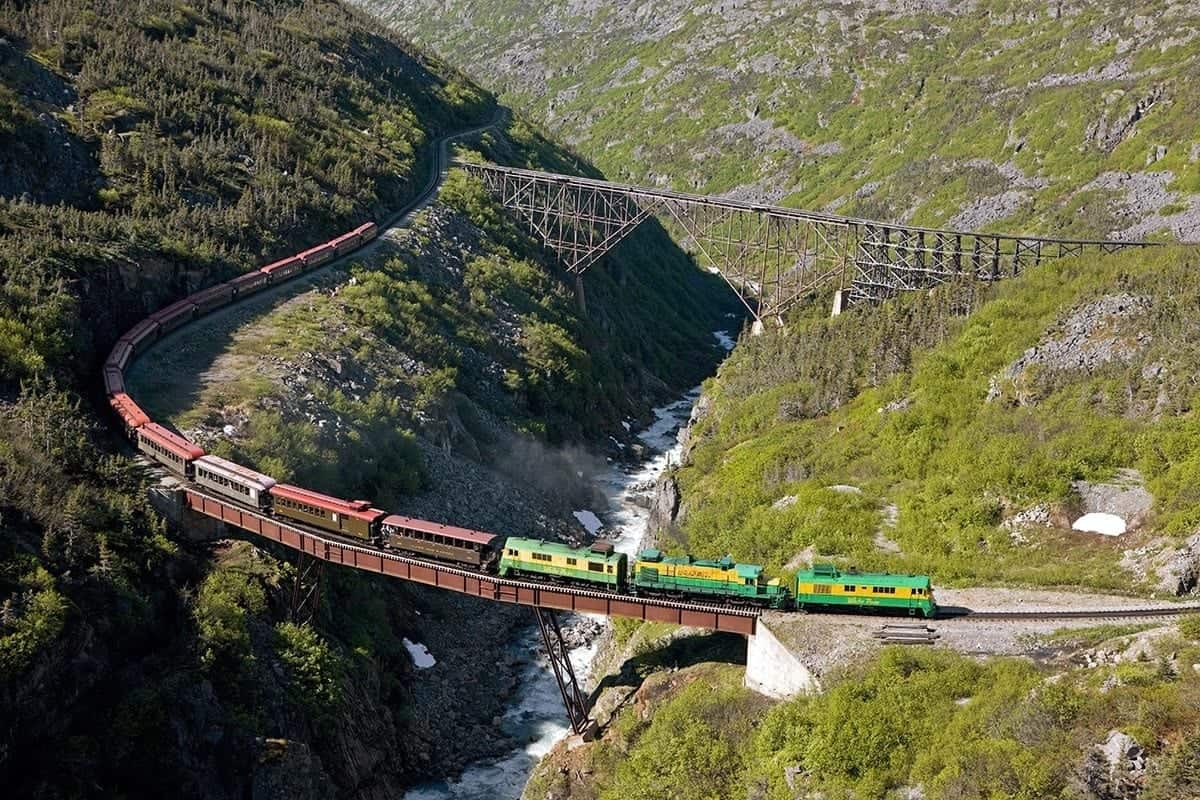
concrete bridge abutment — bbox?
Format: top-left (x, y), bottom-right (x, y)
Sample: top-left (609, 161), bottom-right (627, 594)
top-left (744, 617), bottom-right (820, 699)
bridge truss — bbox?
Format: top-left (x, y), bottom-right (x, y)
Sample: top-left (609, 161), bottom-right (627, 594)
top-left (458, 162), bottom-right (1153, 323)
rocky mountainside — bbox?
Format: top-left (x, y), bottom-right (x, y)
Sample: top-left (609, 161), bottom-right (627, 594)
top-left (361, 0), bottom-right (1200, 242)
top-left (0, 1), bottom-right (738, 798)
top-left (523, 626), bottom-right (1200, 800)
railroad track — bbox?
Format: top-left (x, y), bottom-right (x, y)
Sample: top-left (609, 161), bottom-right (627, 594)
top-left (941, 605), bottom-right (1200, 623)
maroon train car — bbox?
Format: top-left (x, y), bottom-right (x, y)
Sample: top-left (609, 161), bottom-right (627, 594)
top-left (137, 422), bottom-right (204, 476)
top-left (381, 514), bottom-right (499, 567)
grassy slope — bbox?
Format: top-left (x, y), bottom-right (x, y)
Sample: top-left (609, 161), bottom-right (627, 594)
top-left (676, 246), bottom-right (1200, 590)
top-left (354, 0), bottom-right (1200, 590)
top-left (526, 625), bottom-right (1200, 800)
top-left (365, 0), bottom-right (1200, 240)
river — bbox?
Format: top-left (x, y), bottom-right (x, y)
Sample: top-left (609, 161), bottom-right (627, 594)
top-left (403, 331), bottom-right (734, 800)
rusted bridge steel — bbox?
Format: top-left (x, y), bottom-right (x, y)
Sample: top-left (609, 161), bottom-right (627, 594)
top-left (457, 161), bottom-right (1154, 322)
top-left (183, 489), bottom-right (759, 635)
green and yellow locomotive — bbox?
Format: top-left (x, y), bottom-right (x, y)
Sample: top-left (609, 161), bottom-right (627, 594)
top-left (793, 563), bottom-right (936, 617)
top-left (498, 537), bottom-right (627, 588)
top-left (632, 549), bottom-right (789, 608)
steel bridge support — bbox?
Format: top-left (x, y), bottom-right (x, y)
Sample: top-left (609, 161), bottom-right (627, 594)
top-left (456, 161), bottom-right (1153, 325)
top-left (533, 607), bottom-right (595, 738)
top-left (290, 550), bottom-right (325, 625)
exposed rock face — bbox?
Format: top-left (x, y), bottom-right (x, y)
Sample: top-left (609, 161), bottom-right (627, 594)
top-left (1076, 730), bottom-right (1147, 800)
top-left (648, 474), bottom-right (680, 541)
top-left (1157, 532), bottom-right (1200, 596)
top-left (988, 294), bottom-right (1151, 405)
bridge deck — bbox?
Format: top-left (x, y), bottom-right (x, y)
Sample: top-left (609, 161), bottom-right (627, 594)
top-left (184, 489), bottom-right (759, 636)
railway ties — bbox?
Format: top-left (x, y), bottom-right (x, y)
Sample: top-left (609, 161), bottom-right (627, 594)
top-left (873, 623), bottom-right (940, 645)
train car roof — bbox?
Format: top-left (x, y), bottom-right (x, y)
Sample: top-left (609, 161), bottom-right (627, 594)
top-left (194, 454), bottom-right (277, 490)
top-left (109, 393), bottom-right (150, 427)
top-left (151, 298), bottom-right (198, 319)
top-left (797, 563), bottom-right (932, 587)
top-left (121, 318), bottom-right (161, 340)
top-left (637, 549), bottom-right (763, 578)
top-left (189, 283), bottom-right (233, 299)
top-left (269, 483), bottom-right (385, 522)
top-left (382, 514), bottom-right (498, 546)
top-left (504, 536), bottom-right (626, 562)
top-left (139, 422), bottom-right (205, 459)
top-left (261, 256), bottom-right (301, 273)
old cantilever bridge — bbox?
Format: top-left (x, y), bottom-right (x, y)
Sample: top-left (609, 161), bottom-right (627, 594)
top-left (159, 141), bottom-right (1151, 735)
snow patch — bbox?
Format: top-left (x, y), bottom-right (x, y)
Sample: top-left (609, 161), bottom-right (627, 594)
top-left (573, 510), bottom-right (603, 535)
top-left (1072, 513), bottom-right (1128, 537)
top-left (403, 638), bottom-right (436, 669)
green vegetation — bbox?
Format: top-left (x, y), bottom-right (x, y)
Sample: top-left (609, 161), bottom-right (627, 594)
top-left (0, 0), bottom-right (490, 387)
top-left (544, 645), bottom-right (1200, 800)
top-left (380, 0), bottom-right (1200, 241)
top-left (0, 1), bottom-right (502, 795)
top-left (275, 622), bottom-right (344, 719)
top-left (131, 164), bottom-right (735, 509)
top-left (667, 246), bottom-right (1200, 589)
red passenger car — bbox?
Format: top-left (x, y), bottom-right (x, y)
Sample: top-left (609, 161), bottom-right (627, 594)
top-left (298, 243), bottom-right (334, 268)
top-left (230, 270), bottom-right (269, 297)
top-left (106, 339), bottom-right (134, 371)
top-left (331, 231), bottom-right (361, 256)
top-left (381, 515), bottom-right (499, 567)
top-left (268, 483), bottom-right (385, 540)
top-left (188, 284), bottom-right (234, 315)
top-left (109, 392), bottom-right (150, 437)
top-left (137, 422), bottom-right (204, 475)
top-left (151, 299), bottom-right (198, 334)
top-left (261, 257), bottom-right (302, 282)
top-left (123, 318), bottom-right (162, 354)
top-left (103, 365), bottom-right (125, 395)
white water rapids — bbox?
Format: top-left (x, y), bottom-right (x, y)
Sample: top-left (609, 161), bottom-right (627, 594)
top-left (402, 331), bottom-right (734, 800)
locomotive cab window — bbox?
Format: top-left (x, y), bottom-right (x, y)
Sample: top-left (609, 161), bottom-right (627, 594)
top-left (588, 562), bottom-right (604, 572)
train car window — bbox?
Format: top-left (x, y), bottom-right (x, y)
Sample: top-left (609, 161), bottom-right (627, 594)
top-left (532, 552), bottom-right (552, 562)
top-left (843, 585), bottom-right (855, 592)
top-left (507, 549), bottom-right (518, 556)
top-left (607, 566), bottom-right (613, 573)
top-left (588, 562), bottom-right (604, 572)
top-left (566, 558), bottom-right (577, 566)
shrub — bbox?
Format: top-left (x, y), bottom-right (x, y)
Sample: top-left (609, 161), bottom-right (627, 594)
top-left (275, 622), bottom-right (343, 717)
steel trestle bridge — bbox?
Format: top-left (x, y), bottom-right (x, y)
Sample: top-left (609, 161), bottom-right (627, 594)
top-left (458, 161), bottom-right (1155, 323)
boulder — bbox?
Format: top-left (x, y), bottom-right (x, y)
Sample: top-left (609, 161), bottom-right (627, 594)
top-left (1157, 532), bottom-right (1200, 596)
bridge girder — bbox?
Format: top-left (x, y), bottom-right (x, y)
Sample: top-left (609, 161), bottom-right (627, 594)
top-left (458, 162), bottom-right (1153, 323)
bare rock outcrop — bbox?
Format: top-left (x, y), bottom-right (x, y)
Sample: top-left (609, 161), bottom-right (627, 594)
top-left (1156, 532), bottom-right (1200, 596)
top-left (988, 294), bottom-right (1151, 405)
top-left (1076, 730), bottom-right (1147, 800)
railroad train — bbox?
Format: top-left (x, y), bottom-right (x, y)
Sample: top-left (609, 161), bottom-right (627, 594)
top-left (103, 220), bottom-right (937, 619)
